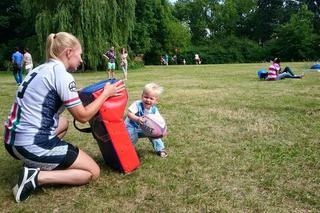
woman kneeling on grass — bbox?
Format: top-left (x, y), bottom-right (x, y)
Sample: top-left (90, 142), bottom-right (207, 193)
top-left (3, 32), bottom-right (125, 202)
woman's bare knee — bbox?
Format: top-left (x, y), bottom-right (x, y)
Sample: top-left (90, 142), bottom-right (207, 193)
top-left (90, 164), bottom-right (100, 180)
top-left (70, 149), bottom-right (100, 180)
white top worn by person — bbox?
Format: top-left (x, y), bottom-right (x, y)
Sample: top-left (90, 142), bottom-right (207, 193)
top-left (23, 48), bottom-right (33, 73)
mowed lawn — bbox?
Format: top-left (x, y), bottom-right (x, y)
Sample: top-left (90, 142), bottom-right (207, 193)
top-left (0, 62), bottom-right (319, 212)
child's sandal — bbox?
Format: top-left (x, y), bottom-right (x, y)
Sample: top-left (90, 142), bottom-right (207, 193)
top-left (157, 150), bottom-right (168, 158)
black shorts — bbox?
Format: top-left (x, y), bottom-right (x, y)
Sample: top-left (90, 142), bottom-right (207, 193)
top-left (4, 137), bottom-right (79, 170)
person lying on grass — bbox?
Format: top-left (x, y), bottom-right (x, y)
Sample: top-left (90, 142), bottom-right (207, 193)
top-left (266, 57), bottom-right (304, 80)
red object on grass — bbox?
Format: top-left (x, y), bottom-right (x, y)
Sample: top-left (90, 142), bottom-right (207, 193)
top-left (78, 79), bottom-right (140, 174)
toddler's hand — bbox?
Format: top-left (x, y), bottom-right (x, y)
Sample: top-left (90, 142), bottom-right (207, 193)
top-left (138, 116), bottom-right (145, 125)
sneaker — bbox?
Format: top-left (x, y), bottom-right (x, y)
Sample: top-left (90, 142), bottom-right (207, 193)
top-left (12, 167), bottom-right (40, 203)
top-left (157, 150), bottom-right (168, 158)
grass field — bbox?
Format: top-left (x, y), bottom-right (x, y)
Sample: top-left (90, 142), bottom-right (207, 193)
top-left (0, 62), bottom-right (319, 212)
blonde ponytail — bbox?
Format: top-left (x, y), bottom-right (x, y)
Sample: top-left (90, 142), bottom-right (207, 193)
top-left (45, 32), bottom-right (80, 61)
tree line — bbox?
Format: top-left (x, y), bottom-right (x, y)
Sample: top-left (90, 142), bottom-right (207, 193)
top-left (0, 0), bottom-right (319, 70)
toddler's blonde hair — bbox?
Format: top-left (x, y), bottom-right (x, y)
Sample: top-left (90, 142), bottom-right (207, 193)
top-left (143, 83), bottom-right (164, 97)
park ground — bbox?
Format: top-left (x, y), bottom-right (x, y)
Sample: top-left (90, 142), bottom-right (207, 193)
top-left (0, 62), bottom-right (319, 212)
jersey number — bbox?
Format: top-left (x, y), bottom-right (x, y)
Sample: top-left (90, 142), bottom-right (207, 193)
top-left (18, 72), bottom-right (37, 98)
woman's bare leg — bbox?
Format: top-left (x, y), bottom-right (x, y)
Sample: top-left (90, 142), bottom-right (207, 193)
top-left (37, 150), bottom-right (100, 186)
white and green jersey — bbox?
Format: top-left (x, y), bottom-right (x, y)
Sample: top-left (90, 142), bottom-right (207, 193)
top-left (4, 59), bottom-right (81, 146)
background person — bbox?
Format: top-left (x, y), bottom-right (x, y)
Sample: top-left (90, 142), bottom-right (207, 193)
top-left (103, 46), bottom-right (116, 79)
top-left (120, 47), bottom-right (128, 80)
top-left (23, 48), bottom-right (33, 74)
top-left (11, 47), bottom-right (24, 85)
top-left (194, 53), bottom-right (201, 64)
top-left (164, 53), bottom-right (169, 65)
top-left (172, 55), bottom-right (177, 64)
top-left (3, 32), bottom-right (125, 203)
top-left (160, 55), bottom-right (165, 65)
top-left (266, 58), bottom-right (304, 80)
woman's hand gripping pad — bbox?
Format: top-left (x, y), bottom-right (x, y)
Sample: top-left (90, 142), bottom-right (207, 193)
top-left (92, 80), bottom-right (128, 122)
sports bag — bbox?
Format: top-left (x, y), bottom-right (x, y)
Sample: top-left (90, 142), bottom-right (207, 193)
top-left (257, 69), bottom-right (268, 79)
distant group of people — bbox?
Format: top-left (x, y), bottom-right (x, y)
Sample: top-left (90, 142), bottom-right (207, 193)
top-left (103, 46), bottom-right (128, 80)
top-left (11, 47), bottom-right (33, 85)
top-left (160, 53), bottom-right (201, 65)
top-left (160, 54), bottom-right (169, 65)
top-left (10, 45), bottom-right (129, 86)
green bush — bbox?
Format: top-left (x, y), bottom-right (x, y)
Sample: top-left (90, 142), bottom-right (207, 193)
top-left (128, 60), bottom-right (144, 70)
top-left (178, 36), bottom-right (267, 64)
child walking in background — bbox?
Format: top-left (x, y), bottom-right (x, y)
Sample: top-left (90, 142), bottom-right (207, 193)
top-left (120, 48), bottom-right (128, 80)
top-left (125, 83), bottom-right (168, 158)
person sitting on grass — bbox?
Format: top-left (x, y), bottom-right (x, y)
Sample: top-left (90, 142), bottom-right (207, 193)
top-left (266, 58), bottom-right (304, 80)
top-left (3, 32), bottom-right (125, 203)
top-left (125, 83), bottom-right (168, 158)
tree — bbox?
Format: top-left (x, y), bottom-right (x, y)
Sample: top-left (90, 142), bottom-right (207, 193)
top-left (251, 0), bottom-right (283, 43)
top-left (130, 0), bottom-right (190, 64)
top-left (174, 0), bottom-right (212, 43)
top-left (0, 0), bottom-right (38, 70)
top-left (0, 0), bottom-right (25, 43)
top-left (129, 0), bottom-right (155, 55)
top-left (163, 20), bottom-right (190, 52)
top-left (269, 4), bottom-right (318, 61)
top-left (21, 0), bottom-right (136, 70)
top-left (301, 0), bottom-right (320, 34)
top-left (210, 0), bottom-right (239, 37)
